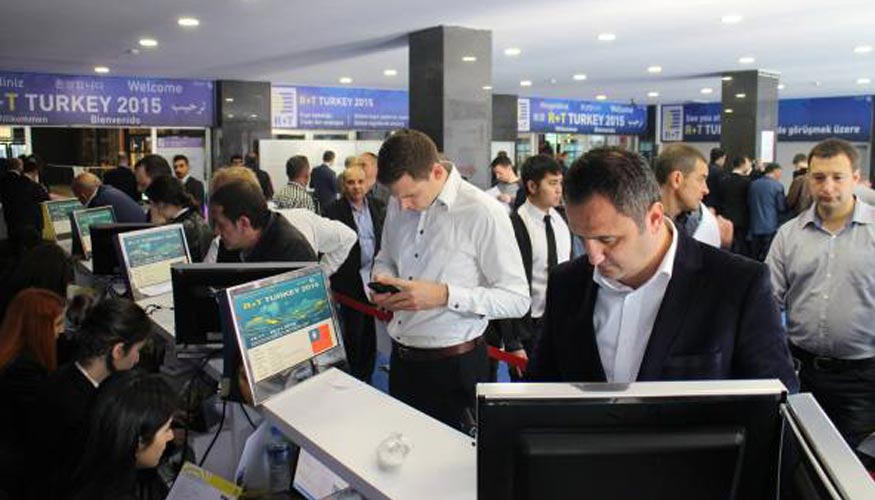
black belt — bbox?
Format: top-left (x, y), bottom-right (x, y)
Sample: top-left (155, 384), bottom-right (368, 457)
top-left (790, 344), bottom-right (875, 372)
top-left (393, 336), bottom-right (485, 362)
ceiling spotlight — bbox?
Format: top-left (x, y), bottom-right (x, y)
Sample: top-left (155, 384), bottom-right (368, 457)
top-left (813, 81), bottom-right (822, 87)
top-left (94, 66), bottom-right (110, 74)
top-left (520, 80), bottom-right (532, 87)
top-left (722, 76), bottom-right (733, 81)
top-left (857, 78), bottom-right (872, 85)
top-left (482, 85), bottom-right (493, 90)
top-left (597, 33), bottom-right (616, 42)
top-left (250, 114), bottom-right (258, 119)
top-left (735, 93), bottom-right (746, 99)
top-left (595, 94), bottom-right (607, 101)
top-left (572, 73), bottom-right (587, 81)
top-left (778, 84), bottom-right (786, 90)
top-left (549, 78), bottom-right (557, 84)
top-left (462, 56), bottom-right (477, 62)
top-left (339, 77), bottom-right (353, 84)
top-left (225, 97), bottom-right (234, 103)
top-left (647, 91), bottom-right (660, 98)
top-left (738, 56), bottom-right (756, 64)
top-left (504, 48), bottom-right (521, 56)
top-left (725, 108), bottom-right (734, 114)
top-left (647, 65), bottom-right (663, 74)
top-left (721, 14), bottom-right (743, 24)
top-left (139, 38), bottom-right (158, 48)
top-left (854, 45), bottom-right (873, 54)
top-left (700, 87), bottom-right (714, 94)
top-left (178, 17), bottom-right (200, 27)
top-left (383, 69), bottom-right (398, 76)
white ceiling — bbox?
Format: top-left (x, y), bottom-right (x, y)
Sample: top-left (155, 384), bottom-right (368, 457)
top-left (2, 0), bottom-right (875, 104)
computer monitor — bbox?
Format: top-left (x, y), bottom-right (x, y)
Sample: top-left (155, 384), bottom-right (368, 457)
top-left (41, 198), bottom-right (82, 240)
top-left (70, 206), bottom-right (116, 258)
top-left (115, 224), bottom-right (191, 299)
top-left (219, 266), bottom-right (343, 406)
top-left (90, 223), bottom-right (157, 275)
top-left (171, 262), bottom-right (316, 346)
top-left (477, 380), bottom-right (788, 500)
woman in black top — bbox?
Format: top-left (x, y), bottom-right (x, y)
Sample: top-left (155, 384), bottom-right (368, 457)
top-left (144, 175), bottom-right (213, 262)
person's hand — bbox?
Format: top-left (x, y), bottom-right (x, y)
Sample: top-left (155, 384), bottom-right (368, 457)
top-left (507, 349), bottom-right (528, 378)
top-left (370, 275), bottom-right (449, 311)
top-left (717, 215), bottom-right (734, 249)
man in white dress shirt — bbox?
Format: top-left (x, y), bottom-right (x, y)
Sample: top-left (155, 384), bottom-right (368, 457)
top-left (370, 129), bottom-right (530, 431)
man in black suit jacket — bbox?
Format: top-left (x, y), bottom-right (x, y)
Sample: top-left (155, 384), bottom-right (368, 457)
top-left (173, 154), bottom-right (205, 211)
top-left (323, 164), bottom-right (386, 382)
top-left (527, 147), bottom-right (798, 392)
top-left (72, 172), bottom-right (147, 223)
top-left (310, 150), bottom-right (338, 211)
top-left (102, 164), bottom-right (139, 202)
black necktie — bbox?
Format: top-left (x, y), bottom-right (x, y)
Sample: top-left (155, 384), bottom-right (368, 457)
top-left (544, 214), bottom-right (558, 270)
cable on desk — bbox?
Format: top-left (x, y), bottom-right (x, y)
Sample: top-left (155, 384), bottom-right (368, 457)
top-left (239, 403), bottom-right (257, 430)
top-left (199, 399), bottom-right (227, 468)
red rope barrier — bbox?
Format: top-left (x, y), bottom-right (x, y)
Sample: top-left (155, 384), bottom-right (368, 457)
top-left (488, 346), bottom-right (528, 370)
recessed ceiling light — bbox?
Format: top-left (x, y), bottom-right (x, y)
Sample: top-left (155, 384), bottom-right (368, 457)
top-left (725, 108), bottom-right (734, 114)
top-left (700, 87), bottom-right (714, 94)
top-left (721, 14), bottom-right (743, 24)
top-left (520, 80), bottom-right (532, 87)
top-left (125, 48), bottom-right (140, 55)
top-left (597, 33), bottom-right (616, 42)
top-left (94, 66), bottom-right (110, 74)
top-left (735, 93), bottom-right (746, 99)
top-left (225, 97), bottom-right (234, 103)
top-left (647, 91), bottom-right (660, 98)
top-left (504, 48), bottom-right (521, 56)
top-left (595, 94), bottom-right (607, 101)
top-left (722, 76), bottom-right (733, 81)
top-left (227, 114), bottom-right (234, 119)
top-left (572, 73), bottom-right (587, 81)
top-left (854, 45), bottom-right (873, 54)
top-left (383, 69), bottom-right (398, 77)
top-left (250, 114), bottom-right (258, 119)
top-left (647, 65), bottom-right (662, 74)
top-left (778, 84), bottom-right (785, 90)
top-left (139, 38), bottom-right (158, 48)
top-left (482, 85), bottom-right (493, 90)
top-left (813, 81), bottom-right (822, 87)
top-left (738, 56), bottom-right (756, 64)
top-left (462, 56), bottom-right (477, 62)
top-left (339, 77), bottom-right (353, 84)
top-left (549, 78), bottom-right (557, 84)
top-left (178, 17), bottom-right (200, 27)
top-left (857, 78), bottom-right (872, 85)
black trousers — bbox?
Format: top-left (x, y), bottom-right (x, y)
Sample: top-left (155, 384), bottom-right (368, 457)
top-left (730, 226), bottom-right (751, 257)
top-left (750, 232), bottom-right (776, 262)
top-left (389, 340), bottom-right (489, 434)
top-left (338, 304), bottom-right (377, 383)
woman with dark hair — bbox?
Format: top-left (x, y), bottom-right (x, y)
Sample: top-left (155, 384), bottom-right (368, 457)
top-left (144, 175), bottom-right (213, 261)
top-left (65, 372), bottom-right (178, 500)
top-left (0, 241), bottom-right (73, 318)
top-left (0, 288), bottom-right (65, 497)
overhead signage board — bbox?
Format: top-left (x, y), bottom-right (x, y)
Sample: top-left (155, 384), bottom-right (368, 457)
top-left (0, 71), bottom-right (213, 127)
top-left (519, 97), bottom-right (648, 135)
top-left (272, 85), bottom-right (408, 130)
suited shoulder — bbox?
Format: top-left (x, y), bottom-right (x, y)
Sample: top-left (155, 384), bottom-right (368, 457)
top-left (547, 255), bottom-right (593, 287)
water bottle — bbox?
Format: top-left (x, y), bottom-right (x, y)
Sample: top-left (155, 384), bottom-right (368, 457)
top-left (267, 426), bottom-right (292, 493)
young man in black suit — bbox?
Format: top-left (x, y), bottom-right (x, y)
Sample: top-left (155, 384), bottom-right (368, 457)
top-left (526, 147), bottom-right (798, 392)
top-left (173, 154), bottom-right (205, 211)
top-left (323, 163), bottom-right (386, 382)
top-left (311, 150), bottom-right (338, 211)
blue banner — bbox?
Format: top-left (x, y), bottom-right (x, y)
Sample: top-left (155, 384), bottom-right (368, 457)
top-left (519, 97), bottom-right (648, 135)
top-left (272, 85), bottom-right (408, 130)
top-left (0, 71), bottom-right (213, 127)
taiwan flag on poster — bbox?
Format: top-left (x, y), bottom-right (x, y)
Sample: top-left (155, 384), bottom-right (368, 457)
top-left (309, 324), bottom-right (333, 354)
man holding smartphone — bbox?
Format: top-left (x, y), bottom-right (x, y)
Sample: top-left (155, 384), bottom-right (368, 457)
top-left (370, 129), bottom-right (530, 432)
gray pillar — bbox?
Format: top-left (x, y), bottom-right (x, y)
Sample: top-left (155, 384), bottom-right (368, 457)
top-left (409, 26), bottom-right (492, 187)
top-left (212, 80), bottom-right (272, 168)
top-left (720, 70), bottom-right (779, 162)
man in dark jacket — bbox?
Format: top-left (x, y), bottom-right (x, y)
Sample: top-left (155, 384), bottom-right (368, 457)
top-left (310, 150), bottom-right (338, 211)
top-left (102, 163), bottom-right (139, 202)
top-left (172, 154), bottom-right (205, 211)
top-left (716, 156), bottom-right (753, 256)
top-left (72, 173), bottom-right (147, 223)
top-left (2, 158), bottom-right (49, 254)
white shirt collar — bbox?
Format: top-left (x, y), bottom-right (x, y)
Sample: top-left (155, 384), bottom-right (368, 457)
top-left (86, 186), bottom-right (100, 205)
top-left (521, 199), bottom-right (556, 220)
top-left (593, 218), bottom-right (678, 293)
top-left (74, 362), bottom-right (100, 388)
top-left (435, 165), bottom-right (462, 209)
top-left (181, 174), bottom-right (191, 184)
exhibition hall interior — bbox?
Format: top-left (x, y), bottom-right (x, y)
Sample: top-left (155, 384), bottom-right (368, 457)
top-left (1, 0), bottom-right (874, 498)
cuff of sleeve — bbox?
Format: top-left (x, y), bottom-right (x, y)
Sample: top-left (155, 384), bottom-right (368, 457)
top-left (446, 284), bottom-right (472, 314)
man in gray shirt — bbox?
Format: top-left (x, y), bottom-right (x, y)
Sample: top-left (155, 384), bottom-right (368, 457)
top-left (766, 138), bottom-right (875, 466)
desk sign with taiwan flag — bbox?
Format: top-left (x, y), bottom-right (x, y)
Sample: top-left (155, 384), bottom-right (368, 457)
top-left (221, 266), bottom-right (341, 405)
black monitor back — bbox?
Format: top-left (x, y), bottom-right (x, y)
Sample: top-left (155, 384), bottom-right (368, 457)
top-left (90, 223), bottom-right (156, 275)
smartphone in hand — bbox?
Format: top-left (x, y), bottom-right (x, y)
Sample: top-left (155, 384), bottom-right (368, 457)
top-left (368, 281), bottom-right (401, 294)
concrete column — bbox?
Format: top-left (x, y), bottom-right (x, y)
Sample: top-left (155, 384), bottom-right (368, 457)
top-left (720, 70), bottom-right (779, 162)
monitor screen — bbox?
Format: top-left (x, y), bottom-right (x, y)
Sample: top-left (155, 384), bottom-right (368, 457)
top-left (220, 266), bottom-right (342, 406)
top-left (90, 223), bottom-right (157, 275)
top-left (41, 199), bottom-right (82, 240)
top-left (171, 262), bottom-right (316, 346)
top-left (70, 206), bottom-right (116, 258)
top-left (116, 224), bottom-right (190, 298)
top-left (477, 380), bottom-right (788, 500)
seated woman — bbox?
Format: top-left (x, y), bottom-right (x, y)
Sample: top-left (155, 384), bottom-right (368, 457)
top-left (144, 175), bottom-right (213, 262)
top-left (66, 371), bottom-right (178, 500)
top-left (0, 288), bottom-right (65, 497)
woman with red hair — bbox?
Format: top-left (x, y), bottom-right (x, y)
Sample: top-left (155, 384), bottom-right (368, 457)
top-left (0, 287), bottom-right (65, 498)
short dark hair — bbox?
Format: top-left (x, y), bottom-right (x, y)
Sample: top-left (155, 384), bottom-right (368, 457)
top-left (709, 147), bottom-right (726, 164)
top-left (172, 154), bottom-right (189, 165)
top-left (520, 154), bottom-right (562, 196)
top-left (230, 154), bottom-right (243, 163)
top-left (74, 298), bottom-right (151, 364)
top-left (731, 156), bottom-right (751, 169)
top-left (377, 129), bottom-right (440, 185)
top-left (134, 154), bottom-right (172, 180)
top-left (563, 147), bottom-right (660, 230)
top-left (792, 153), bottom-right (807, 165)
top-left (809, 138), bottom-right (860, 171)
top-left (323, 150), bottom-right (336, 163)
top-left (22, 157), bottom-right (40, 175)
top-left (144, 175), bottom-right (195, 208)
top-left (654, 143), bottom-right (706, 185)
top-left (764, 162), bottom-right (782, 175)
top-left (490, 155), bottom-right (513, 170)
top-left (286, 155), bottom-right (310, 180)
top-left (210, 181), bottom-right (270, 229)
